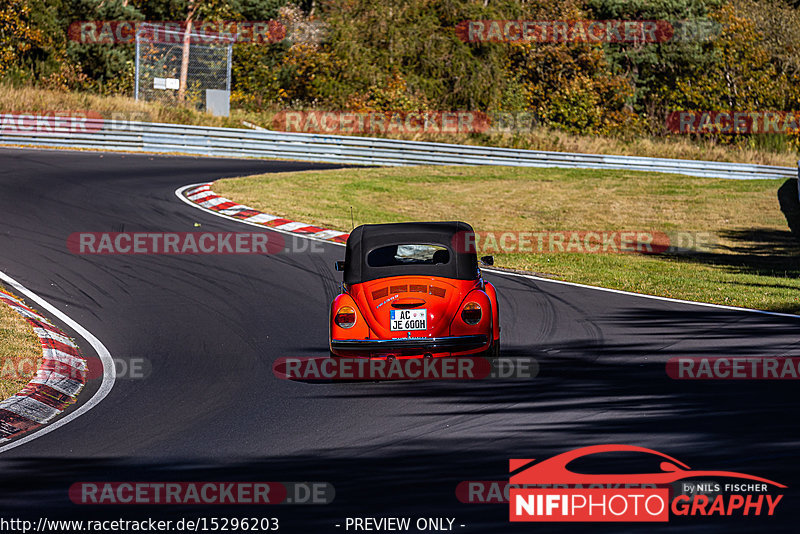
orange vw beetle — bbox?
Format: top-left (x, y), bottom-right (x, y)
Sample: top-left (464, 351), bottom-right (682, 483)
top-left (330, 221), bottom-right (499, 359)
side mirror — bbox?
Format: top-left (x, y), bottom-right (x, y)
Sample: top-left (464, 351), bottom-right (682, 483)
top-left (335, 260), bottom-right (346, 271)
top-left (480, 255), bottom-right (494, 266)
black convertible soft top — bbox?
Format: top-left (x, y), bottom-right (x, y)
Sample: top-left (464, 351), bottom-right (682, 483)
top-left (343, 221), bottom-right (478, 285)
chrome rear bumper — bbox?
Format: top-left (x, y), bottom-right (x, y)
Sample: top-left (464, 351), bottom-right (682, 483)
top-left (331, 334), bottom-right (488, 354)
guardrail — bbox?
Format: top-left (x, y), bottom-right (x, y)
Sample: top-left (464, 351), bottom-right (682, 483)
top-left (1, 114), bottom-right (798, 181)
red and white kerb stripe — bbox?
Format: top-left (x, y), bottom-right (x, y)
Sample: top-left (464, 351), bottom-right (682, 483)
top-left (0, 289), bottom-right (86, 443)
top-left (183, 184), bottom-right (350, 243)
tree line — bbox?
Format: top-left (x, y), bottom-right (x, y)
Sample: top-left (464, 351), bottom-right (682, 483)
top-left (1, 0), bottom-right (798, 146)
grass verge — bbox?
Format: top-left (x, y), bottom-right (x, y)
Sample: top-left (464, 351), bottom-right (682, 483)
top-left (0, 285), bottom-right (42, 399)
top-left (215, 166), bottom-right (800, 314)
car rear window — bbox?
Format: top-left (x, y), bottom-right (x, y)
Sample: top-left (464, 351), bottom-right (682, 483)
top-left (367, 244), bottom-right (450, 267)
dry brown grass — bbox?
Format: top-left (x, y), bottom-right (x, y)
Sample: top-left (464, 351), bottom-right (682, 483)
top-left (0, 84), bottom-right (244, 128)
top-left (473, 131), bottom-right (798, 168)
top-left (0, 286), bottom-right (42, 400)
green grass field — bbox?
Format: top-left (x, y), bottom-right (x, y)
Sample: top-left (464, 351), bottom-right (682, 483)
top-left (0, 286), bottom-right (42, 399)
top-left (215, 166), bottom-right (800, 314)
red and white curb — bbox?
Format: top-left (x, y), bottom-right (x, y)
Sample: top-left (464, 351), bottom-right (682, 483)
top-left (0, 270), bottom-right (114, 453)
top-left (0, 289), bottom-right (86, 443)
top-left (180, 183), bottom-right (350, 244)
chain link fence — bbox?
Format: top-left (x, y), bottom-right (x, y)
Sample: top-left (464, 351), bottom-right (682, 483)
top-left (134, 23), bottom-right (232, 114)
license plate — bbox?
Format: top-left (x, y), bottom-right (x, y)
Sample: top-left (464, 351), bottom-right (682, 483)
top-left (390, 309), bottom-right (427, 331)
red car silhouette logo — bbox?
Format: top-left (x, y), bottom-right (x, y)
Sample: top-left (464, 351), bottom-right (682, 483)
top-left (510, 444), bottom-right (785, 487)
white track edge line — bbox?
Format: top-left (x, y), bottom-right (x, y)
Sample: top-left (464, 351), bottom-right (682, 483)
top-left (176, 183), bottom-right (800, 320)
top-left (0, 269), bottom-right (116, 454)
top-left (483, 269), bottom-right (800, 320)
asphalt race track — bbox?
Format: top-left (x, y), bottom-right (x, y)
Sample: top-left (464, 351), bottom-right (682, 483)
top-left (1, 147), bottom-right (799, 533)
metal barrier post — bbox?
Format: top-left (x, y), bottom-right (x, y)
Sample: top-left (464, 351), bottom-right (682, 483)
top-left (134, 30), bottom-right (140, 101)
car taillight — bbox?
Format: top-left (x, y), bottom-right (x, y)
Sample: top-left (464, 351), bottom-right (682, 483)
top-left (335, 306), bottom-right (356, 328)
top-left (461, 302), bottom-right (482, 325)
